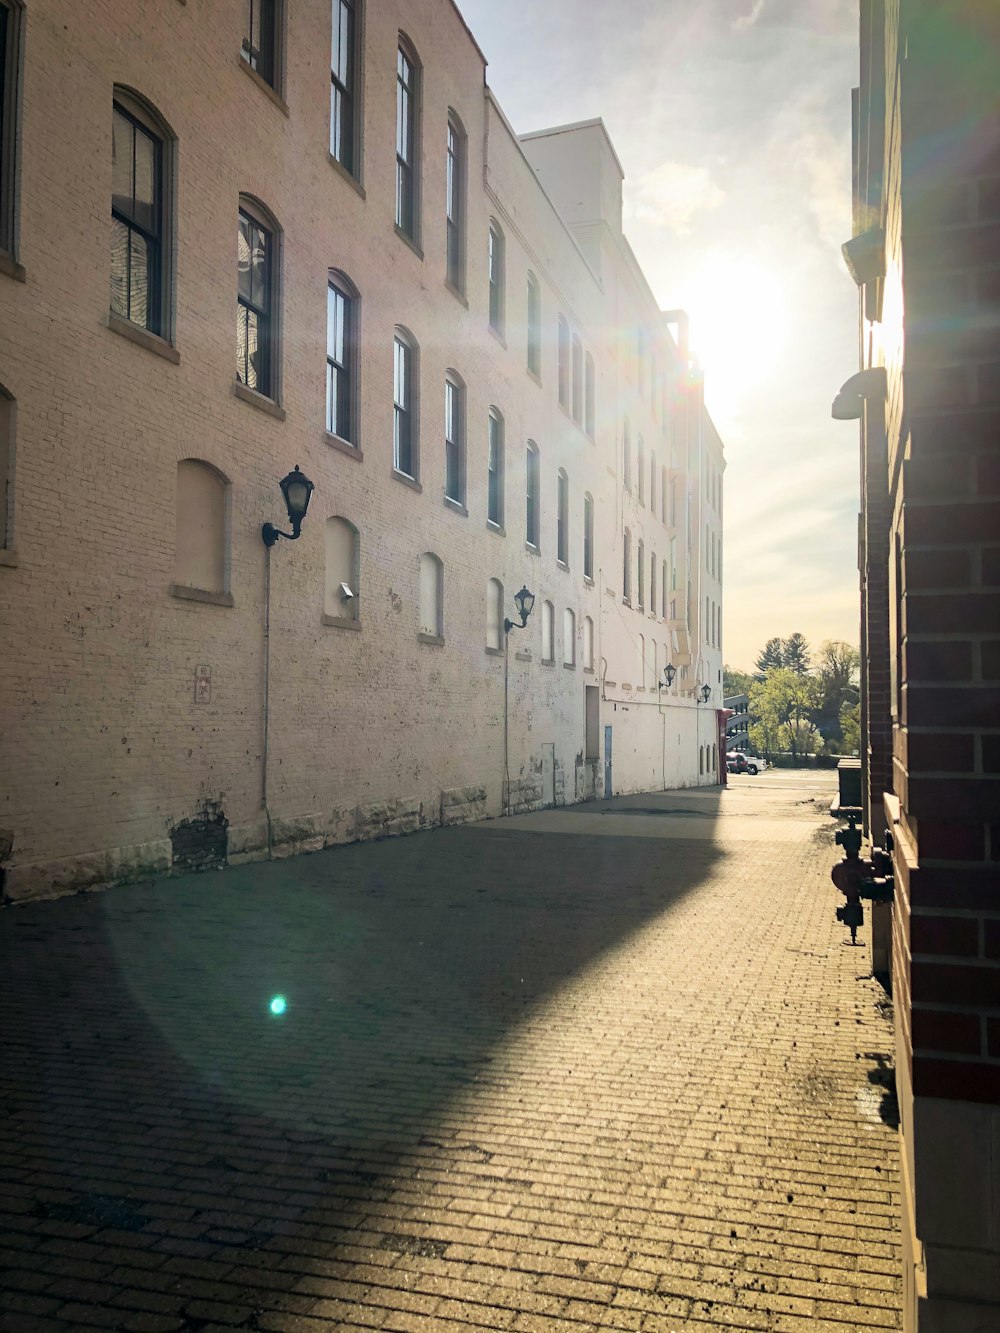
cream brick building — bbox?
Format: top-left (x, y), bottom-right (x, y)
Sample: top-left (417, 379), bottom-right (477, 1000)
top-left (0, 0), bottom-right (724, 900)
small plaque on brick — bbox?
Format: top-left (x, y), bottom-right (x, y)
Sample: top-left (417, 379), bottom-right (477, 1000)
top-left (194, 664), bottom-right (212, 704)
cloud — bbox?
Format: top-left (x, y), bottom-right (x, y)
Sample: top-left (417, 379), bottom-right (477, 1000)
top-left (733, 0), bottom-right (765, 30)
top-left (627, 161), bottom-right (726, 236)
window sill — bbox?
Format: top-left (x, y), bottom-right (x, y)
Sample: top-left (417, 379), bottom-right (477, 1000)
top-left (622, 597), bottom-right (631, 607)
top-left (234, 381), bottom-right (286, 420)
top-left (563, 661), bottom-right (576, 670)
top-left (541, 657), bottom-right (555, 667)
top-left (525, 541), bottom-right (540, 557)
top-left (445, 279), bottom-right (468, 308)
top-left (444, 495), bottom-right (468, 516)
top-left (485, 646), bottom-right (504, 658)
top-left (515, 649), bottom-right (532, 663)
top-left (328, 152), bottom-right (365, 198)
top-left (107, 311), bottom-right (180, 363)
top-left (418, 632), bottom-right (444, 647)
top-left (0, 251), bottom-right (26, 282)
top-left (170, 584), bottom-right (234, 608)
top-left (0, 548), bottom-right (19, 568)
top-left (325, 431), bottom-right (363, 461)
top-left (556, 559), bottom-right (569, 573)
top-left (488, 324), bottom-right (507, 349)
top-left (487, 521), bottom-right (505, 537)
top-left (583, 575), bottom-right (594, 587)
top-left (239, 54), bottom-right (289, 115)
top-left (391, 469), bottom-right (421, 494)
top-left (527, 367), bottom-right (542, 388)
top-left (394, 225), bottom-right (423, 260)
top-left (584, 666), bottom-right (595, 675)
top-left (322, 614), bottom-right (361, 630)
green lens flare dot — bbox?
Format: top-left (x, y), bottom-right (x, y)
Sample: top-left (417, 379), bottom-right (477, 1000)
top-left (269, 994), bottom-right (287, 1016)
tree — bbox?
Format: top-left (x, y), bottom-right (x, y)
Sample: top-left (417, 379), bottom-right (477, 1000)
top-left (748, 668), bottom-right (823, 761)
top-left (723, 665), bottom-right (754, 698)
top-left (840, 699), bottom-right (861, 755)
top-left (754, 637), bottom-right (785, 677)
top-left (813, 640), bottom-right (861, 749)
top-left (782, 631), bottom-right (811, 675)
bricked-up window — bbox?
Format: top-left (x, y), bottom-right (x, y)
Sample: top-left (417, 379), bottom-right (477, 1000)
top-left (0, 1), bottom-right (22, 258)
top-left (488, 221), bottom-right (504, 334)
top-left (541, 599), bottom-right (554, 663)
top-left (324, 516), bottom-right (359, 622)
top-left (326, 272), bottom-right (357, 444)
top-left (563, 608), bottom-right (576, 667)
top-left (418, 551), bottom-right (443, 640)
top-left (396, 40), bottom-right (419, 240)
top-left (584, 352), bottom-right (595, 437)
top-left (623, 527), bottom-right (632, 602)
top-left (111, 96), bottom-right (170, 337)
top-left (623, 419), bottom-right (631, 491)
top-left (242, 0), bottom-right (280, 90)
top-left (0, 385), bottom-right (11, 548)
top-left (487, 407), bottom-right (503, 528)
top-left (637, 539), bottom-right (645, 609)
top-left (571, 335), bottom-right (583, 424)
top-left (393, 328), bottom-right (416, 478)
top-left (330, 0), bottom-right (357, 174)
top-left (556, 468), bottom-right (569, 565)
top-left (446, 114), bottom-right (465, 293)
top-left (526, 273), bottom-right (541, 377)
top-left (444, 372), bottom-right (465, 505)
top-left (557, 316), bottom-right (569, 409)
top-left (638, 437), bottom-right (645, 504)
top-left (583, 493), bottom-right (594, 580)
top-left (486, 577), bottom-right (503, 650)
top-left (583, 616), bottom-right (594, 671)
top-left (237, 199), bottom-right (279, 399)
top-left (526, 440), bottom-right (540, 549)
top-left (174, 461), bottom-right (229, 599)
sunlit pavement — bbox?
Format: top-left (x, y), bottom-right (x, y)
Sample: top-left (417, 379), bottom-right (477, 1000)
top-left (0, 771), bottom-right (901, 1332)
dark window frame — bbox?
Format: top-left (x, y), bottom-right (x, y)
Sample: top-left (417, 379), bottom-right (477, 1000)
top-left (557, 468), bottom-right (569, 566)
top-left (393, 328), bottom-right (417, 479)
top-left (111, 95), bottom-right (168, 337)
top-left (237, 198), bottom-right (280, 399)
top-left (583, 493), bottom-right (594, 580)
top-left (395, 38), bottom-right (420, 240)
top-left (444, 371), bottom-right (466, 505)
top-left (242, 0), bottom-right (281, 91)
top-left (330, 0), bottom-right (359, 176)
top-left (446, 112), bottom-right (466, 293)
top-left (526, 272), bottom-right (541, 378)
top-left (487, 407), bottom-right (504, 528)
top-left (526, 441), bottom-right (540, 549)
top-left (0, 0), bottom-right (23, 260)
top-left (326, 271), bottom-right (358, 445)
top-left (488, 220), bottom-right (504, 333)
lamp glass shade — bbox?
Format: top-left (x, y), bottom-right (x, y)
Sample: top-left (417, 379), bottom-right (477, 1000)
top-left (664, 664), bottom-right (676, 686)
top-left (280, 466), bottom-right (314, 523)
top-left (514, 586), bottom-right (535, 622)
top-left (701, 685), bottom-right (711, 702)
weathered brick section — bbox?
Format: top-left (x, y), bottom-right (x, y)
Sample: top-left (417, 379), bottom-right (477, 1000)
top-left (0, 774), bottom-right (901, 1332)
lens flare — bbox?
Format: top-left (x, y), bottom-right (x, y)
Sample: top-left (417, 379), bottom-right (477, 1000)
top-left (268, 994), bottom-right (287, 1016)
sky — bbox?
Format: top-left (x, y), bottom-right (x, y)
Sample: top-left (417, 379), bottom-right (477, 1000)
top-left (458, 0), bottom-right (861, 671)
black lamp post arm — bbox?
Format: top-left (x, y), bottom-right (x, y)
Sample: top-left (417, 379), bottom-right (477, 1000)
top-left (262, 517), bottom-right (303, 547)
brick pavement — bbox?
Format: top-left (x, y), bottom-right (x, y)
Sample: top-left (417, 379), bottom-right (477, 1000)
top-left (0, 771), bottom-right (901, 1331)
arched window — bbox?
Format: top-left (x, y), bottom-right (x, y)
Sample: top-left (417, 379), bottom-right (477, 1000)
top-left (623, 527), bottom-right (631, 602)
top-left (396, 37), bottom-right (421, 240)
top-left (111, 90), bottom-right (174, 340)
top-left (393, 327), bottom-right (418, 478)
top-left (526, 272), bottom-right (541, 377)
top-left (488, 219), bottom-right (505, 333)
top-left (0, 384), bottom-right (12, 550)
top-left (541, 599), bottom-right (554, 663)
top-left (571, 334), bottom-right (583, 424)
top-left (637, 539), bottom-right (645, 609)
top-left (237, 195), bottom-right (281, 399)
top-left (557, 468), bottom-right (569, 565)
top-left (326, 270), bottom-right (358, 445)
top-left (557, 315), bottom-right (569, 409)
top-left (652, 640), bottom-right (658, 691)
top-left (487, 407), bottom-right (504, 528)
top-left (563, 608), bottom-right (576, 666)
top-left (662, 560), bottom-right (668, 619)
top-left (662, 467), bottom-right (668, 522)
top-left (444, 370), bottom-right (465, 505)
top-left (330, 0), bottom-right (360, 176)
top-left (583, 616), bottom-right (594, 672)
top-left (650, 451), bottom-right (657, 515)
top-left (584, 352), bottom-right (595, 437)
top-left (446, 111), bottom-right (466, 293)
top-left (526, 441), bottom-right (540, 549)
top-left (650, 552), bottom-right (657, 617)
top-left (638, 436), bottom-right (646, 504)
top-left (583, 493), bottom-right (594, 580)
top-left (623, 419), bottom-right (631, 491)
top-left (324, 516), bottom-right (360, 623)
top-left (418, 551), bottom-right (443, 640)
top-left (486, 577), bottom-right (503, 650)
top-left (699, 746), bottom-right (705, 775)
top-left (706, 595), bottom-right (710, 643)
top-left (173, 460), bottom-right (230, 602)
top-left (638, 633), bottom-right (645, 687)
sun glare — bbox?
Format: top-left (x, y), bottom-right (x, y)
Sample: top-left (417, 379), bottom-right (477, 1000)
top-left (684, 255), bottom-right (787, 420)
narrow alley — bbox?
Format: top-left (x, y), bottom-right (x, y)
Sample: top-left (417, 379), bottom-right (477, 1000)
top-left (0, 772), bottom-right (901, 1332)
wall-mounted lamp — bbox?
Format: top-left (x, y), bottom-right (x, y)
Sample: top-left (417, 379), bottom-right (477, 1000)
top-left (660, 663), bottom-right (677, 690)
top-left (700, 684), bottom-right (712, 704)
top-left (831, 367), bottom-right (887, 421)
top-left (262, 466), bottom-right (315, 547)
top-left (504, 585), bottom-right (535, 634)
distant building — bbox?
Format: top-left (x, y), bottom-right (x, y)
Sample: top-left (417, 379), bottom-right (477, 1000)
top-left (838, 1), bottom-right (999, 1326)
top-left (0, 0), bottom-right (726, 899)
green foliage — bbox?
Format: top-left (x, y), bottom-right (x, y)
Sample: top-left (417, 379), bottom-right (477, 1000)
top-left (723, 664), bottom-right (754, 698)
top-left (743, 635), bottom-right (861, 762)
top-left (748, 667), bottom-right (824, 759)
top-left (840, 699), bottom-right (861, 755)
top-left (783, 631), bottom-right (811, 676)
top-left (754, 637), bottom-right (786, 676)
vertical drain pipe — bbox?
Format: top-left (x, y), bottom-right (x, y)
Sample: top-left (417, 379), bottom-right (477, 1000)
top-left (503, 630), bottom-right (511, 816)
top-left (262, 544), bottom-right (274, 858)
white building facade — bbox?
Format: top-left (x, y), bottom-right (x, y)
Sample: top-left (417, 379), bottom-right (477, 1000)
top-left (0, 0), bottom-right (725, 899)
